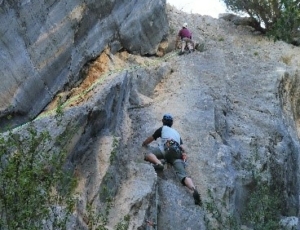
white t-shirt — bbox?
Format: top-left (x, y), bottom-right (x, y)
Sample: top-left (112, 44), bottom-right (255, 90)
top-left (152, 125), bottom-right (182, 152)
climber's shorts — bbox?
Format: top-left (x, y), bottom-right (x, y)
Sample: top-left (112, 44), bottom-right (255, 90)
top-left (144, 146), bottom-right (166, 159)
top-left (144, 146), bottom-right (188, 184)
top-left (181, 37), bottom-right (194, 50)
top-left (172, 159), bottom-right (188, 185)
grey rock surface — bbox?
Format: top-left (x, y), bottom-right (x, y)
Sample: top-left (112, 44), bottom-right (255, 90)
top-left (1, 3), bottom-right (300, 230)
top-left (0, 0), bottom-right (168, 128)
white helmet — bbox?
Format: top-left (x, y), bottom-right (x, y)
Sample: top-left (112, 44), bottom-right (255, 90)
top-left (183, 22), bottom-right (188, 28)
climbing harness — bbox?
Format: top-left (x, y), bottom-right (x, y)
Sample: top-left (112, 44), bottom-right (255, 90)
top-left (164, 139), bottom-right (183, 163)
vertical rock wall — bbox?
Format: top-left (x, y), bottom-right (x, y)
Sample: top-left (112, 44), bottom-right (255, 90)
top-left (0, 0), bottom-right (168, 128)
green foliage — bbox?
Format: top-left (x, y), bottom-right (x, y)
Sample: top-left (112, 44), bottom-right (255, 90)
top-left (204, 189), bottom-right (240, 230)
top-left (115, 215), bottom-right (130, 230)
top-left (242, 182), bottom-right (281, 229)
top-left (267, 0), bottom-right (300, 43)
top-left (195, 43), bottom-right (205, 52)
top-left (55, 96), bottom-right (64, 124)
top-left (204, 181), bottom-right (281, 229)
top-left (109, 136), bottom-right (119, 163)
top-left (169, 26), bottom-right (175, 35)
top-left (0, 123), bottom-right (76, 229)
top-left (242, 140), bottom-right (282, 229)
top-left (85, 193), bottom-right (114, 230)
top-left (221, 0), bottom-right (300, 43)
top-left (222, 0), bottom-right (280, 30)
top-left (242, 141), bottom-right (281, 229)
top-left (86, 172), bottom-right (115, 230)
top-left (86, 203), bottom-right (108, 230)
top-left (204, 139), bottom-right (283, 229)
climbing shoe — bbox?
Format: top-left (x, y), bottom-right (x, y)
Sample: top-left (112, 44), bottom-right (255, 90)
top-left (193, 189), bottom-right (202, 206)
top-left (153, 164), bottom-right (164, 170)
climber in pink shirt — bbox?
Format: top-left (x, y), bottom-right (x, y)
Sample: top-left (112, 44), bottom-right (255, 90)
top-left (176, 22), bottom-right (195, 55)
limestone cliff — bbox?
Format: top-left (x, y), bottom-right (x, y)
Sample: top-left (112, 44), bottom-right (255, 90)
top-left (1, 2), bottom-right (300, 230)
top-left (0, 0), bottom-right (168, 128)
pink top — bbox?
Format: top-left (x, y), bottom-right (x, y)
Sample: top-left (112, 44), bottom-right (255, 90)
top-left (178, 28), bottom-right (192, 39)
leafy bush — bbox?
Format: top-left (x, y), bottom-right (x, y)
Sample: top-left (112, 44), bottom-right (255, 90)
top-left (204, 139), bottom-right (284, 229)
top-left (242, 140), bottom-right (282, 229)
top-left (204, 189), bottom-right (240, 230)
top-left (222, 0), bottom-right (300, 43)
top-left (268, 0), bottom-right (300, 43)
top-left (0, 123), bottom-right (76, 229)
top-left (115, 215), bottom-right (130, 230)
top-left (242, 181), bottom-right (281, 230)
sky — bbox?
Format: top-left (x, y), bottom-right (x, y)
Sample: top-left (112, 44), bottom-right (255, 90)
top-left (167, 0), bottom-right (228, 18)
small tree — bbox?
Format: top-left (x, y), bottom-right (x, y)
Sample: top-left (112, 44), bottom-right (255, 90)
top-left (269, 0), bottom-right (300, 43)
top-left (222, 0), bottom-right (300, 43)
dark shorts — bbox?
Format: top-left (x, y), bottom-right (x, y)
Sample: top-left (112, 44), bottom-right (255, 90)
top-left (145, 146), bottom-right (188, 184)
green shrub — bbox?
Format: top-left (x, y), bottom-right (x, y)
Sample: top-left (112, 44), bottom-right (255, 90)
top-left (267, 0), bottom-right (300, 43)
top-left (221, 0), bottom-right (300, 43)
top-left (110, 136), bottom-right (119, 163)
top-left (204, 139), bottom-right (283, 229)
top-left (115, 215), bottom-right (130, 230)
top-left (0, 123), bottom-right (76, 229)
top-left (242, 182), bottom-right (281, 230)
top-left (204, 189), bottom-right (240, 230)
top-left (242, 140), bottom-right (282, 229)
top-left (195, 43), bottom-right (205, 52)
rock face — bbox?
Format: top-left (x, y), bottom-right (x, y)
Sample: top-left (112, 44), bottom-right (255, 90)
top-left (1, 3), bottom-right (300, 230)
top-left (0, 0), bottom-right (168, 128)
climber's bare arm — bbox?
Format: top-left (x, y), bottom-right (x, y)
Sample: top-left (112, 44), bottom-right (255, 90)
top-left (142, 136), bottom-right (154, 147)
